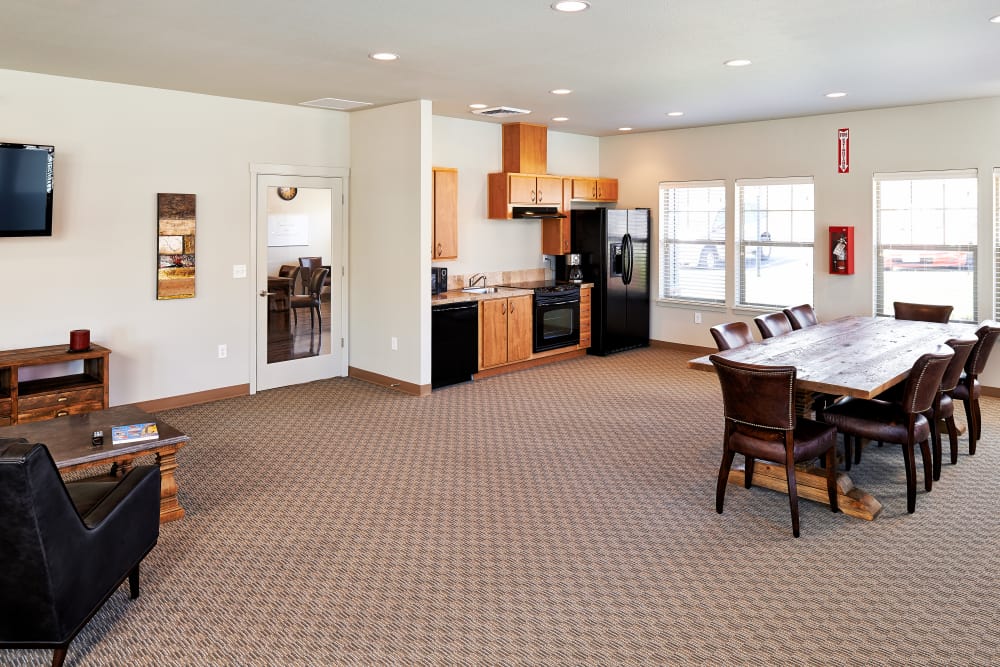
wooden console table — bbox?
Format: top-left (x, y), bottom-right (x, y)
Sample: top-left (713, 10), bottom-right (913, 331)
top-left (0, 404), bottom-right (189, 522)
top-left (0, 343), bottom-right (110, 426)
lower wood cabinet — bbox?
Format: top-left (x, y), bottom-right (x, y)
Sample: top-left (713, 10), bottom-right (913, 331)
top-left (479, 295), bottom-right (532, 369)
top-left (578, 286), bottom-right (592, 349)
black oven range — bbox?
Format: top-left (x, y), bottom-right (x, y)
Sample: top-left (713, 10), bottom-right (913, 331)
top-left (498, 280), bottom-right (580, 353)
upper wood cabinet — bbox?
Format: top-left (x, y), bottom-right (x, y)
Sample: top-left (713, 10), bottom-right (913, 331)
top-left (432, 167), bottom-right (458, 260)
top-left (571, 177), bottom-right (618, 202)
top-left (502, 123), bottom-right (547, 174)
top-left (487, 172), bottom-right (562, 218)
top-left (541, 177), bottom-right (572, 255)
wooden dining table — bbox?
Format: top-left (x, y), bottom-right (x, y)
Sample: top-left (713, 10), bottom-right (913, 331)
top-left (689, 315), bottom-right (978, 519)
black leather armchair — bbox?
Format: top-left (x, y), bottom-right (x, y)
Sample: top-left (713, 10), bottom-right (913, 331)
top-left (0, 438), bottom-right (161, 667)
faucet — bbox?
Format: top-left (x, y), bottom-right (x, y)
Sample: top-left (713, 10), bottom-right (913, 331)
top-left (468, 273), bottom-right (487, 288)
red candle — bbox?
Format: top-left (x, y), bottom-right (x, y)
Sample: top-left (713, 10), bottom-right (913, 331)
top-left (69, 329), bottom-right (90, 352)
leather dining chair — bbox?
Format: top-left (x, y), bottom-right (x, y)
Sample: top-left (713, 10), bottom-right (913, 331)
top-left (893, 301), bottom-right (953, 323)
top-left (782, 304), bottom-right (818, 330)
top-left (870, 336), bottom-right (977, 480)
top-left (754, 311), bottom-right (794, 339)
top-left (709, 322), bottom-right (754, 351)
top-left (298, 256), bottom-right (322, 295)
top-left (291, 266), bottom-right (330, 331)
top-left (0, 438), bottom-right (161, 667)
top-left (949, 321), bottom-right (1000, 457)
top-left (710, 355), bottom-right (839, 538)
top-left (819, 346), bottom-right (953, 513)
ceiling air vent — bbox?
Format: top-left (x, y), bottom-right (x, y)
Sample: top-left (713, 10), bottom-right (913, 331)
top-left (300, 97), bottom-right (373, 111)
top-left (471, 106), bottom-right (531, 117)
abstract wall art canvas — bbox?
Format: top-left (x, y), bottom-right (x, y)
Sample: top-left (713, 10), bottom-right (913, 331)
top-left (157, 193), bottom-right (196, 299)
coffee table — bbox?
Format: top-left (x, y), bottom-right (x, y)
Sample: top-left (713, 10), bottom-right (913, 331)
top-left (0, 405), bottom-right (190, 522)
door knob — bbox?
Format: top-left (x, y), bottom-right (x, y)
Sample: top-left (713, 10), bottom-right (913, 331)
top-left (259, 291), bottom-right (275, 297)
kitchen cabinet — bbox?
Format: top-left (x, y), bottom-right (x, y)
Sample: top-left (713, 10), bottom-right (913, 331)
top-left (479, 295), bottom-right (532, 369)
top-left (487, 173), bottom-right (562, 218)
top-left (541, 177), bottom-right (572, 255)
top-left (432, 167), bottom-right (458, 260)
top-left (502, 123), bottom-right (547, 175)
top-left (578, 286), bottom-right (592, 349)
top-left (571, 177), bottom-right (618, 202)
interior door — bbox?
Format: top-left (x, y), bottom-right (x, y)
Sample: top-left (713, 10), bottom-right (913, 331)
top-left (255, 174), bottom-right (345, 391)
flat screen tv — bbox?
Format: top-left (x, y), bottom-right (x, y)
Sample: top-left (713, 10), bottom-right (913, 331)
top-left (0, 142), bottom-right (54, 237)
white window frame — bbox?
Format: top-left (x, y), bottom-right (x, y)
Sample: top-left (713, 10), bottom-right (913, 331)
top-left (658, 180), bottom-right (726, 305)
top-left (873, 169), bottom-right (978, 321)
top-left (735, 176), bottom-right (815, 310)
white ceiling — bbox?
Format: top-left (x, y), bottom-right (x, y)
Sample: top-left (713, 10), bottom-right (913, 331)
top-left (3, 0), bottom-right (1000, 136)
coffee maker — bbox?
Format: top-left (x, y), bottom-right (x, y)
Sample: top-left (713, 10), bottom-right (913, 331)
top-left (555, 253), bottom-right (584, 283)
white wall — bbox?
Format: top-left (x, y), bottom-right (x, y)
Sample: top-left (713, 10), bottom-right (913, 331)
top-left (350, 100), bottom-right (431, 385)
top-left (431, 115), bottom-right (600, 277)
top-left (600, 96), bottom-right (1000, 384)
top-left (0, 69), bottom-right (350, 404)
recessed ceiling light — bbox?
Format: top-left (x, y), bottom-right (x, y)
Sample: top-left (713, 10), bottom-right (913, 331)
top-left (825, 92), bottom-right (847, 98)
top-left (551, 1), bottom-right (590, 12)
top-left (666, 111), bottom-right (684, 117)
top-left (990, 14), bottom-right (1000, 23)
top-left (724, 59), bottom-right (752, 67)
top-left (550, 88), bottom-right (573, 95)
top-left (369, 52), bottom-right (399, 61)
top-left (618, 127), bottom-right (633, 132)
top-left (552, 117), bottom-right (569, 122)
top-left (469, 103), bottom-right (488, 109)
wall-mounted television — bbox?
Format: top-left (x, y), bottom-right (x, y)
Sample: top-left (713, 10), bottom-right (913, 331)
top-left (0, 142), bottom-right (55, 237)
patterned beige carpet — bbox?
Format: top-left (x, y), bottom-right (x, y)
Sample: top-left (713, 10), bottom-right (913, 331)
top-left (4, 347), bottom-right (999, 666)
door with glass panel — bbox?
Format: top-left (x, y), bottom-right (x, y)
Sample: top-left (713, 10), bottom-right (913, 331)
top-left (255, 174), bottom-right (345, 390)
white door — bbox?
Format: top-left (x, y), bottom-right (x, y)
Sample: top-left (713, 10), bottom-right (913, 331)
top-left (255, 173), bottom-right (346, 391)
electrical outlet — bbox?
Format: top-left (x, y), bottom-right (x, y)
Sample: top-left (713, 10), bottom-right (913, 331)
top-left (694, 312), bottom-right (702, 324)
top-left (217, 344), bottom-right (227, 359)
top-left (232, 264), bottom-right (247, 279)
top-left (391, 337), bottom-right (398, 351)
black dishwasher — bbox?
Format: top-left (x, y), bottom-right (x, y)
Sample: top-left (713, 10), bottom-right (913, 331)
top-left (432, 301), bottom-right (479, 389)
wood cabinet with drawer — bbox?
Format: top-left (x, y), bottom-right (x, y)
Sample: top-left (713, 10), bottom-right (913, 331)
top-left (0, 344), bottom-right (110, 426)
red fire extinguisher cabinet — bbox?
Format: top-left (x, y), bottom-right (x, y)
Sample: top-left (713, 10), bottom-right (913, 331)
top-left (830, 226), bottom-right (854, 275)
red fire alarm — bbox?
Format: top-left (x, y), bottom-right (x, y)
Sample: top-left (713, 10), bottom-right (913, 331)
top-left (830, 226), bottom-right (854, 274)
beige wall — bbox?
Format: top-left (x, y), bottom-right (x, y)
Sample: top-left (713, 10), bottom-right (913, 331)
top-left (600, 96), bottom-right (1000, 385)
top-left (0, 69), bottom-right (350, 404)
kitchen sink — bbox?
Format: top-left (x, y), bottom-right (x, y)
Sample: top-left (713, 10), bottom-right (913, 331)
top-left (461, 286), bottom-right (502, 294)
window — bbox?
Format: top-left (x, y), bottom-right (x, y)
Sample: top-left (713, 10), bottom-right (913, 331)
top-left (658, 180), bottom-right (726, 304)
top-left (735, 177), bottom-right (814, 309)
top-left (874, 170), bottom-right (977, 321)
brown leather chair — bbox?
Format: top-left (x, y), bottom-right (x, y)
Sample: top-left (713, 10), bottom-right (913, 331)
top-left (819, 347), bottom-right (954, 513)
top-left (782, 304), bottom-right (818, 330)
top-left (893, 301), bottom-right (953, 323)
top-left (949, 321), bottom-right (1000, 457)
top-left (298, 256), bottom-right (322, 295)
top-left (754, 311), bottom-right (793, 339)
top-left (710, 355), bottom-right (839, 537)
top-left (710, 322), bottom-right (754, 351)
top-left (291, 267), bottom-right (330, 331)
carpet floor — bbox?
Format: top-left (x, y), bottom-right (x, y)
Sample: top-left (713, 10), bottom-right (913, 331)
top-left (4, 347), bottom-right (999, 666)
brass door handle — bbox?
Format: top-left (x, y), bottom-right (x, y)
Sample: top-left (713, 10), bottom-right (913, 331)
top-left (259, 291), bottom-right (275, 297)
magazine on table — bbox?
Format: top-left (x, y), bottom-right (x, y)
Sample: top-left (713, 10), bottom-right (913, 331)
top-left (111, 422), bottom-right (160, 445)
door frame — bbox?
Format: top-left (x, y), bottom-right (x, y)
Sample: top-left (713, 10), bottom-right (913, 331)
top-left (248, 163), bottom-right (349, 393)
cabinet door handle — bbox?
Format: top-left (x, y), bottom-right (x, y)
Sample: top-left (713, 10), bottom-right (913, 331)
top-left (530, 190), bottom-right (536, 203)
top-left (592, 185), bottom-right (597, 198)
top-left (510, 302), bottom-right (514, 313)
top-left (436, 242), bottom-right (442, 256)
top-left (537, 190), bottom-right (542, 201)
top-left (502, 302), bottom-right (507, 315)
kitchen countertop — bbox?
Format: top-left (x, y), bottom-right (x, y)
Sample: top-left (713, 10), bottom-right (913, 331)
top-left (431, 283), bottom-right (593, 306)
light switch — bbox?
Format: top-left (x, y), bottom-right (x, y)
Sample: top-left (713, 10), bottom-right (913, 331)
top-left (233, 264), bottom-right (247, 278)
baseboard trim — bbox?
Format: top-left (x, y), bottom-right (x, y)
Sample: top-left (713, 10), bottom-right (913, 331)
top-left (349, 367), bottom-right (428, 396)
top-left (651, 339), bottom-right (714, 355)
top-left (474, 348), bottom-right (587, 381)
top-left (133, 384), bottom-right (250, 412)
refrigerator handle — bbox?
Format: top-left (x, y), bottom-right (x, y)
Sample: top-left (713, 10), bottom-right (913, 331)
top-left (622, 233), bottom-right (633, 285)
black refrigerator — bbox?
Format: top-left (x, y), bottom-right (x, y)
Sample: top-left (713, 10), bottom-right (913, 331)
top-left (571, 207), bottom-right (650, 355)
